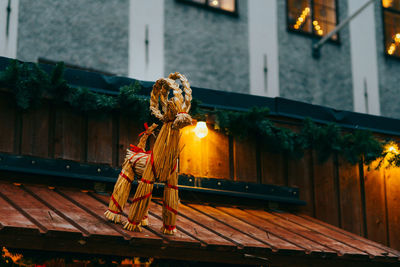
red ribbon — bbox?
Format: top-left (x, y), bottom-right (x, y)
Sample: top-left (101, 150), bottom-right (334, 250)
top-left (166, 184), bottom-right (178, 190)
top-left (170, 161), bottom-right (177, 174)
top-left (132, 191), bottom-right (152, 203)
top-left (163, 224), bottom-right (176, 231)
top-left (127, 218), bottom-right (141, 225)
top-left (163, 201), bottom-right (178, 214)
top-left (141, 178), bottom-right (154, 184)
top-left (138, 122), bottom-right (150, 136)
top-left (111, 195), bottom-right (122, 212)
top-left (120, 172), bottom-right (132, 183)
top-left (107, 209), bottom-right (120, 214)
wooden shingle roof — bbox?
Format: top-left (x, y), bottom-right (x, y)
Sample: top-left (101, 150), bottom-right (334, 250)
top-left (0, 180), bottom-right (399, 266)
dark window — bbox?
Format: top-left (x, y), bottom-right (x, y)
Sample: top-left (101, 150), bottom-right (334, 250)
top-left (178, 0), bottom-right (237, 15)
top-left (287, 0), bottom-right (338, 40)
top-left (382, 0), bottom-right (400, 57)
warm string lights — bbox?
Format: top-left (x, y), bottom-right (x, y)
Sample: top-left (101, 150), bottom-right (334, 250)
top-left (293, 7), bottom-right (310, 30)
top-left (313, 20), bottom-right (324, 36)
top-left (387, 33), bottom-right (400, 55)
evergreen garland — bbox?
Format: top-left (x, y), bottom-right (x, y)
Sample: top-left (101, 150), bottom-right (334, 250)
top-left (0, 60), bottom-right (398, 168)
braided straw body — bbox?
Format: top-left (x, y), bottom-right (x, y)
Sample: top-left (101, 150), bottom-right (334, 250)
top-left (104, 123), bottom-right (157, 223)
top-left (124, 73), bottom-right (192, 234)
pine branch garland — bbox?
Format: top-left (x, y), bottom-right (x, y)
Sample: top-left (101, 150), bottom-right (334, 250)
top-left (0, 60), bottom-right (398, 168)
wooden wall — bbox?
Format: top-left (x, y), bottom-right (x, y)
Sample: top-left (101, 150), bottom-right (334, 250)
top-left (1, 91), bottom-right (399, 251)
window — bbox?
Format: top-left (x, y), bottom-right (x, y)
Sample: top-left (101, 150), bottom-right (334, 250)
top-left (178, 0), bottom-right (237, 15)
top-left (382, 0), bottom-right (400, 57)
top-left (287, 0), bottom-right (338, 40)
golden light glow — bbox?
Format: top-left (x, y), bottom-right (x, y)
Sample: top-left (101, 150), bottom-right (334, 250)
top-left (386, 144), bottom-right (399, 155)
top-left (211, 0), bottom-right (219, 6)
top-left (382, 0), bottom-right (393, 8)
top-left (294, 7), bottom-right (310, 30)
top-left (194, 121), bottom-right (208, 138)
top-left (312, 20), bottom-right (324, 36)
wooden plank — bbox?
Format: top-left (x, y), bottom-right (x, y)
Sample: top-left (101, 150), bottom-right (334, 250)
top-left (260, 150), bottom-right (286, 185)
top-left (179, 125), bottom-right (230, 179)
top-left (244, 209), bottom-right (366, 257)
top-left (0, 92), bottom-right (16, 153)
top-left (0, 192), bottom-right (39, 231)
top-left (312, 154), bottom-right (340, 227)
top-left (0, 182), bottom-right (79, 233)
top-left (24, 184), bottom-right (121, 237)
top-left (94, 193), bottom-right (199, 246)
top-left (297, 213), bottom-right (400, 258)
top-left (177, 203), bottom-right (267, 249)
top-left (216, 206), bottom-right (333, 254)
top-left (57, 188), bottom-right (161, 243)
top-left (87, 114), bottom-right (113, 164)
top-left (21, 104), bottom-right (50, 158)
top-left (188, 203), bottom-right (303, 252)
top-left (287, 150), bottom-right (314, 216)
top-left (54, 107), bottom-right (85, 161)
top-left (272, 212), bottom-right (393, 259)
top-left (338, 158), bottom-right (364, 236)
top-left (118, 116), bottom-right (142, 166)
top-left (233, 138), bottom-right (257, 182)
top-left (363, 163), bottom-right (388, 245)
top-left (385, 167), bottom-right (400, 251)
top-left (149, 201), bottom-right (235, 248)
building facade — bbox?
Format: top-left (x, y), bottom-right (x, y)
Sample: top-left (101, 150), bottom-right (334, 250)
top-left (1, 0), bottom-right (399, 118)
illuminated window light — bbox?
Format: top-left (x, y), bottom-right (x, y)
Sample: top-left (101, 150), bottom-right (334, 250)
top-left (194, 121), bottom-right (208, 138)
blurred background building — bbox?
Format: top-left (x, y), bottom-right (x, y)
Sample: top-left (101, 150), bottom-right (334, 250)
top-left (1, 0), bottom-right (399, 118)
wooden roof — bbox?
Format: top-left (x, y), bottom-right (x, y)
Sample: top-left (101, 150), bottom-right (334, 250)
top-left (0, 180), bottom-right (399, 266)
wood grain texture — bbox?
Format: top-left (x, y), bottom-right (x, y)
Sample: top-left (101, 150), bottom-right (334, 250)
top-left (277, 212), bottom-right (393, 258)
top-left (21, 105), bottom-right (50, 158)
top-left (150, 201), bottom-right (234, 248)
top-left (384, 167), bottom-right (400, 250)
top-left (87, 114), bottom-right (113, 164)
top-left (287, 150), bottom-right (314, 216)
top-left (260, 150), bottom-right (286, 185)
top-left (178, 203), bottom-right (266, 249)
top-left (0, 92), bottom-right (16, 153)
top-left (338, 158), bottom-right (364, 236)
top-left (363, 163), bottom-right (388, 245)
top-left (233, 138), bottom-right (257, 182)
top-left (0, 182), bottom-right (79, 233)
top-left (216, 206), bottom-right (332, 253)
top-left (188, 203), bottom-right (303, 251)
top-left (118, 116), bottom-right (142, 166)
top-left (54, 107), bottom-right (85, 161)
top-left (244, 209), bottom-right (364, 256)
top-left (179, 125), bottom-right (229, 179)
top-left (312, 154), bottom-right (340, 227)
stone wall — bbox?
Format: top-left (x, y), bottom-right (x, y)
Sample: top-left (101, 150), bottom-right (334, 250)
top-left (164, 0), bottom-right (250, 93)
top-left (277, 0), bottom-right (353, 112)
top-left (374, 2), bottom-right (400, 119)
top-left (17, 0), bottom-right (129, 75)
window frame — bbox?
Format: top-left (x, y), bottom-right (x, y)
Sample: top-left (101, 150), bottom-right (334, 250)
top-left (286, 0), bottom-right (340, 43)
top-left (382, 1), bottom-right (400, 59)
top-left (176, 0), bottom-right (238, 17)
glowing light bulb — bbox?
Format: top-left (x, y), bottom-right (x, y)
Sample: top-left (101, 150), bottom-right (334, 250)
top-left (194, 121), bottom-right (208, 138)
top-left (313, 21), bottom-right (318, 26)
top-left (388, 145), bottom-right (399, 155)
top-left (318, 30), bottom-right (323, 35)
top-left (211, 0), bottom-right (219, 6)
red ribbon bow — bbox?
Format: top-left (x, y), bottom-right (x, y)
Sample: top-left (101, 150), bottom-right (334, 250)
top-left (138, 122), bottom-right (149, 136)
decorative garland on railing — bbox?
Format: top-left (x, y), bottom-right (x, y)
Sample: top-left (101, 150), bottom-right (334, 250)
top-left (0, 60), bottom-right (398, 167)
